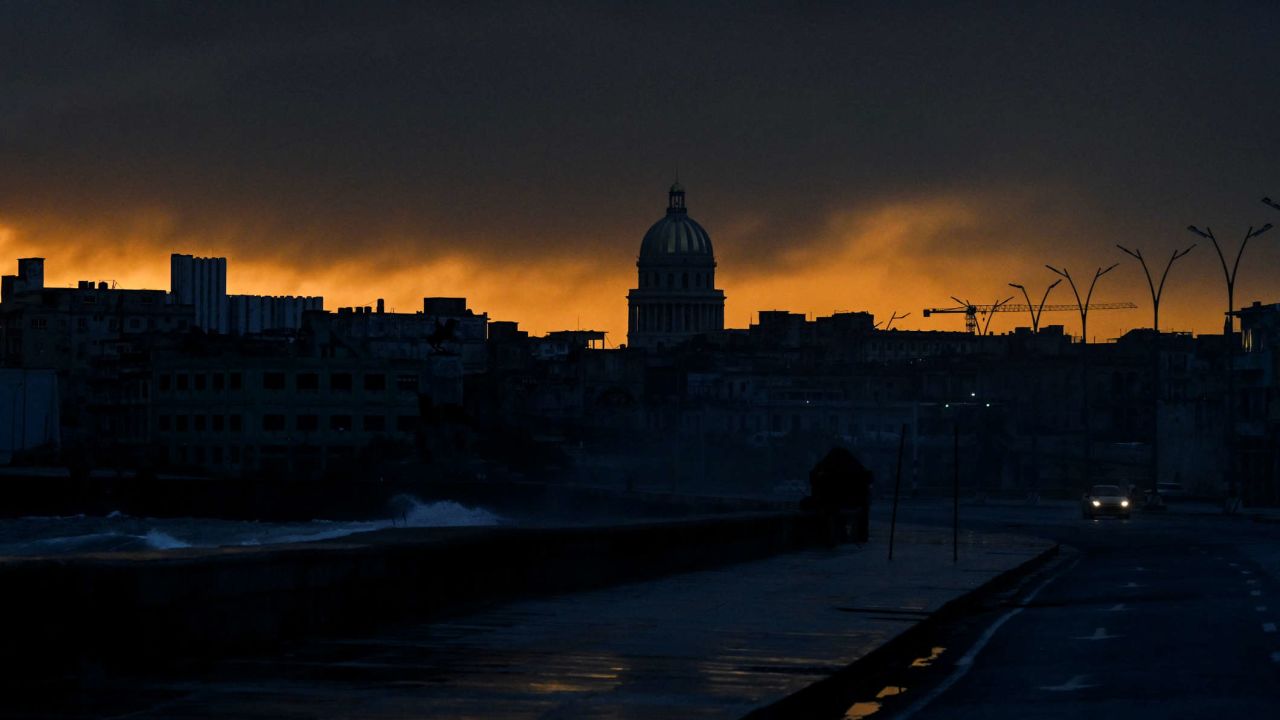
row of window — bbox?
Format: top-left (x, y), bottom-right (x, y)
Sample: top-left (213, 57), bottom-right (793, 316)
top-left (24, 316), bottom-right (186, 331)
top-left (157, 371), bottom-right (419, 393)
top-left (639, 270), bottom-right (714, 290)
top-left (157, 413), bottom-right (417, 434)
top-left (171, 443), bottom-right (368, 467)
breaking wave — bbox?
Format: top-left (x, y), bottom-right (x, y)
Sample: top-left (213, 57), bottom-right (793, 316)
top-left (0, 495), bottom-right (500, 556)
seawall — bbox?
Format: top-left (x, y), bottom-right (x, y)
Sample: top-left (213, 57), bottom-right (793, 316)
top-left (2, 511), bottom-right (833, 687)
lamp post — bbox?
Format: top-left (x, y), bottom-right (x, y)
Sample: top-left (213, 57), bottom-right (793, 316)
top-left (1045, 263), bottom-right (1118, 486)
top-left (1045, 263), bottom-right (1119, 345)
top-left (1186, 223), bottom-right (1273, 508)
top-left (1008, 279), bottom-right (1062, 333)
top-left (1115, 243), bottom-right (1196, 503)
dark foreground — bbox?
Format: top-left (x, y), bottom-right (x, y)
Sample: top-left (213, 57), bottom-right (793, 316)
top-left (815, 502), bottom-right (1280, 720)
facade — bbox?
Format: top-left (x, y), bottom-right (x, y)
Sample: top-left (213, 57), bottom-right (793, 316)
top-left (171, 253), bottom-right (323, 335)
top-left (227, 294), bottom-right (324, 336)
top-left (1, 257), bottom-right (45, 303)
top-left (0, 368), bottom-right (60, 462)
top-left (1234, 301), bottom-right (1280, 504)
top-left (626, 184), bottom-right (725, 349)
top-left (305, 297), bottom-right (488, 376)
top-left (170, 254), bottom-right (228, 333)
top-left (148, 349), bottom-right (427, 476)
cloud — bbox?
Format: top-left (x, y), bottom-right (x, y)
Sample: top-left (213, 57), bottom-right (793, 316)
top-left (2, 2), bottom-right (1279, 343)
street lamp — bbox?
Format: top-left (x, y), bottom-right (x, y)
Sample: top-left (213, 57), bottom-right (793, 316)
top-left (1009, 279), bottom-right (1062, 333)
top-left (1045, 263), bottom-right (1119, 345)
top-left (1045, 262), bottom-right (1117, 487)
top-left (1186, 222), bottom-right (1273, 508)
top-left (1115, 242), bottom-right (1196, 503)
top-left (1186, 224), bottom-right (1273, 343)
top-left (1115, 244), bottom-right (1196, 335)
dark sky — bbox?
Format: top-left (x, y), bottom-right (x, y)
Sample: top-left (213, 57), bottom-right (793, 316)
top-left (2, 1), bottom-right (1277, 339)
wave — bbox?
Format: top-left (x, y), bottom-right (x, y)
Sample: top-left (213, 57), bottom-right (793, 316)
top-left (143, 529), bottom-right (191, 550)
top-left (2, 496), bottom-right (500, 556)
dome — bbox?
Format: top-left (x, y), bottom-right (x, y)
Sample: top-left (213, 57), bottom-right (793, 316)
top-left (640, 214), bottom-right (713, 258)
top-left (639, 184), bottom-right (714, 259)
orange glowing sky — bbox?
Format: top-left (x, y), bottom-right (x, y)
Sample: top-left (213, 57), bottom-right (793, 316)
top-left (3, 3), bottom-right (1278, 343)
top-left (4, 186), bottom-right (1278, 346)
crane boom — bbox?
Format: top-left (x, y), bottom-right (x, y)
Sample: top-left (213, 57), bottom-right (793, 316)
top-left (922, 301), bottom-right (1137, 334)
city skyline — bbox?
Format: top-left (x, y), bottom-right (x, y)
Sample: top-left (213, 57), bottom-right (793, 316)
top-left (3, 2), bottom-right (1278, 342)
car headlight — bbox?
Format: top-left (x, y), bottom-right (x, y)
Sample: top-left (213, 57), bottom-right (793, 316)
top-left (1092, 500), bottom-right (1101, 507)
top-left (1121, 500), bottom-right (1129, 507)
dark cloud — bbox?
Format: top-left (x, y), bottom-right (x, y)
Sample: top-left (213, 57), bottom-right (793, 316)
top-left (1, 1), bottom-right (1278, 336)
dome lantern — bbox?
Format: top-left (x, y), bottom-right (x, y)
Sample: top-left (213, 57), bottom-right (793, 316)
top-left (668, 182), bottom-right (686, 214)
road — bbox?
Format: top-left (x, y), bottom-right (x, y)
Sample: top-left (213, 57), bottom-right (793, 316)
top-left (817, 501), bottom-right (1280, 720)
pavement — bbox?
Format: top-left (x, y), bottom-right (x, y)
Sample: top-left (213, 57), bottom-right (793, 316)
top-left (28, 521), bottom-right (1052, 720)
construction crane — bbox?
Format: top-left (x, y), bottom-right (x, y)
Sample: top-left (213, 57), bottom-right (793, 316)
top-left (922, 296), bottom-right (1138, 335)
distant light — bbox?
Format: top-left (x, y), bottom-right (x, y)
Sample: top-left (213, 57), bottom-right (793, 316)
top-left (970, 392), bottom-right (976, 397)
top-left (985, 403), bottom-right (991, 407)
top-left (945, 403), bottom-right (950, 408)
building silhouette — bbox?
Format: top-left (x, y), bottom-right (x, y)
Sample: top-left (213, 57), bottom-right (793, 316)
top-left (170, 253), bottom-right (323, 335)
top-left (626, 183), bottom-right (725, 349)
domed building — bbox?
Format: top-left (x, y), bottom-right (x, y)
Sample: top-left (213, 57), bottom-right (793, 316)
top-left (626, 183), bottom-right (725, 349)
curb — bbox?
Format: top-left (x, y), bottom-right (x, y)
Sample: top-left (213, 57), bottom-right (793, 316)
top-left (742, 541), bottom-right (1063, 720)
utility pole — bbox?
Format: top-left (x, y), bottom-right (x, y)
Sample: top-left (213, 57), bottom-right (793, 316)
top-left (1009, 279), bottom-right (1062, 333)
top-left (1116, 243), bottom-right (1195, 503)
top-left (1188, 222), bottom-right (1273, 510)
top-left (1046, 263), bottom-right (1119, 486)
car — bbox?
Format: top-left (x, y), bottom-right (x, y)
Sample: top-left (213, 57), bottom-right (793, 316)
top-left (1082, 484), bottom-right (1131, 519)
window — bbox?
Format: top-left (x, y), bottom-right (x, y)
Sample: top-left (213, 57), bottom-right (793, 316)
top-left (330, 372), bottom-right (352, 392)
top-left (176, 415), bottom-right (188, 432)
top-left (229, 414), bottom-right (243, 432)
top-left (330, 414), bottom-right (353, 431)
top-left (76, 318), bottom-right (88, 331)
top-left (296, 414), bottom-right (319, 432)
top-left (262, 414), bottom-right (286, 431)
top-left (263, 372), bottom-right (286, 390)
top-left (682, 273), bottom-right (689, 289)
top-left (158, 415), bottom-right (171, 432)
top-left (396, 374), bottom-right (419, 392)
top-left (194, 415), bottom-right (206, 432)
top-left (211, 447), bottom-right (223, 465)
top-left (212, 415), bottom-right (224, 432)
top-left (363, 415), bottom-right (386, 432)
top-left (194, 373), bottom-right (206, 391)
top-left (396, 415), bottom-right (418, 433)
top-left (158, 374), bottom-right (171, 392)
top-left (176, 373), bottom-right (189, 391)
top-left (128, 318), bottom-right (141, 330)
top-left (230, 372), bottom-right (242, 390)
top-left (364, 373), bottom-right (386, 391)
top-left (296, 372), bottom-right (319, 391)
top-left (212, 373), bottom-right (225, 391)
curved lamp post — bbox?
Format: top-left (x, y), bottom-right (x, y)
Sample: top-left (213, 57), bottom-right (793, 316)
top-left (1044, 263), bottom-right (1118, 485)
top-left (1186, 222), bottom-right (1273, 508)
top-left (1115, 242), bottom-right (1196, 502)
top-left (1008, 279), bottom-right (1062, 333)
top-left (1045, 263), bottom-right (1119, 345)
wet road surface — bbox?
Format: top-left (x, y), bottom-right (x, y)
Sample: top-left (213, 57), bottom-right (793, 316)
top-left (821, 502), bottom-right (1280, 720)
